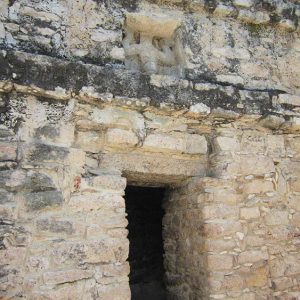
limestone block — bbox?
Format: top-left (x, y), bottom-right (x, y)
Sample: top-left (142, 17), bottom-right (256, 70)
top-left (240, 207), bottom-right (260, 219)
top-left (0, 141), bottom-right (17, 161)
top-left (238, 249), bottom-right (268, 264)
top-left (202, 204), bottom-right (239, 220)
top-left (75, 130), bottom-right (104, 153)
top-left (185, 134), bottom-right (207, 154)
top-left (68, 193), bottom-right (124, 212)
top-left (291, 212), bottom-right (300, 227)
top-left (284, 254), bottom-right (300, 276)
top-left (270, 258), bottom-right (286, 278)
top-left (259, 115), bottom-right (285, 130)
top-left (240, 155), bottom-right (275, 175)
top-left (202, 220), bottom-right (243, 238)
top-left (52, 238), bottom-right (129, 264)
top-left (143, 132), bottom-right (207, 154)
top-left (143, 133), bottom-right (185, 152)
top-left (35, 124), bottom-right (75, 147)
top-left (220, 274), bottom-right (245, 292)
top-left (0, 22), bottom-right (5, 40)
top-left (207, 254), bottom-right (233, 270)
top-left (240, 132), bottom-right (265, 154)
top-left (0, 170), bottom-right (26, 192)
top-left (106, 128), bottom-right (138, 147)
top-left (265, 210), bottom-right (289, 226)
top-left (90, 107), bottom-right (145, 133)
top-left (20, 6), bottom-right (60, 22)
top-left (271, 277), bottom-right (294, 291)
top-left (233, 0), bottom-right (253, 8)
top-left (43, 269), bottom-right (93, 285)
top-left (204, 239), bottom-right (236, 252)
top-left (214, 4), bottom-right (235, 17)
top-left (214, 136), bottom-right (240, 152)
top-left (24, 191), bottom-right (63, 211)
top-left (245, 265), bottom-right (268, 287)
top-left (36, 218), bottom-right (75, 235)
top-left (266, 135), bottom-right (285, 157)
top-left (278, 94), bottom-right (300, 107)
top-left (87, 175), bottom-right (126, 192)
top-left (243, 180), bottom-right (273, 194)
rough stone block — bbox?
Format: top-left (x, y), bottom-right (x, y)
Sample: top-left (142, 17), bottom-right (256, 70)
top-left (75, 130), bottom-right (105, 153)
top-left (202, 204), bottom-right (238, 220)
top-left (106, 128), bottom-right (138, 147)
top-left (88, 175), bottom-right (126, 192)
top-left (25, 191), bottom-right (63, 211)
top-left (185, 134), bottom-right (207, 154)
top-left (143, 133), bottom-right (185, 153)
top-left (0, 142), bottom-right (17, 161)
top-left (240, 207), bottom-right (260, 219)
top-left (245, 265), bottom-right (268, 287)
top-left (202, 221), bottom-right (243, 238)
top-left (207, 254), bottom-right (233, 270)
top-left (240, 155), bottom-right (275, 175)
top-left (68, 193), bottom-right (124, 212)
top-left (238, 249), bottom-right (268, 264)
top-left (36, 218), bottom-right (74, 235)
top-left (243, 179), bottom-right (273, 194)
top-left (271, 277), bottom-right (294, 291)
top-left (265, 210), bottom-right (289, 226)
top-left (214, 136), bottom-right (240, 152)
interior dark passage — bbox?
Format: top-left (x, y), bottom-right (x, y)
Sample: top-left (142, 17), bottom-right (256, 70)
top-left (125, 186), bottom-right (167, 300)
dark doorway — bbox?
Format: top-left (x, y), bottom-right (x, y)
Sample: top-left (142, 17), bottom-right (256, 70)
top-left (125, 186), bottom-right (167, 300)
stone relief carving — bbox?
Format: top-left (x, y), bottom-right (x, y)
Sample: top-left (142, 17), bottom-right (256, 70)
top-left (123, 12), bottom-right (185, 77)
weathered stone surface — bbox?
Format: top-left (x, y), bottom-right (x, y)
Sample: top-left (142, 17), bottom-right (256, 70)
top-left (106, 128), bottom-right (138, 147)
top-left (43, 269), bottom-right (93, 285)
top-left (240, 207), bottom-right (260, 219)
top-left (238, 250), bottom-right (268, 264)
top-left (0, 141), bottom-right (17, 161)
top-left (207, 254), bottom-right (233, 270)
top-left (25, 191), bottom-right (63, 211)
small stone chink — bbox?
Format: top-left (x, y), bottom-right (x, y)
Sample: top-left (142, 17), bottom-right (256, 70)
top-left (123, 12), bottom-right (185, 77)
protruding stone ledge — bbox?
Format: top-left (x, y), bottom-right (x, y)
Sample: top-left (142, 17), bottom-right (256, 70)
top-left (1, 50), bottom-right (299, 132)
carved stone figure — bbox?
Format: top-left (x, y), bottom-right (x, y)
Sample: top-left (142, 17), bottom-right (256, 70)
top-left (123, 12), bottom-right (185, 77)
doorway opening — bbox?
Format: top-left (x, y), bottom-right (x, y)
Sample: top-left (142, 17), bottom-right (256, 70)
top-left (125, 185), bottom-right (167, 300)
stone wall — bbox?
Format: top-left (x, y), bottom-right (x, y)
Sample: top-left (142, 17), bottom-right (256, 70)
top-left (0, 0), bottom-right (300, 299)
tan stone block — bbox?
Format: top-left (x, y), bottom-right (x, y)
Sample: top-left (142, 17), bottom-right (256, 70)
top-left (89, 175), bottom-right (126, 191)
top-left (240, 207), bottom-right (260, 219)
top-left (266, 135), bottom-right (285, 157)
top-left (214, 136), bottom-right (240, 152)
top-left (243, 180), bottom-right (273, 194)
top-left (68, 193), bottom-right (124, 212)
top-left (90, 107), bottom-right (145, 132)
top-left (185, 134), bottom-right (207, 154)
top-left (240, 155), bottom-right (275, 175)
top-left (291, 212), bottom-right (300, 227)
top-left (106, 128), bottom-right (138, 147)
top-left (143, 133), bottom-right (185, 152)
top-left (265, 210), bottom-right (289, 226)
top-left (202, 221), bottom-right (243, 238)
top-left (240, 132), bottom-right (265, 153)
top-left (287, 195), bottom-right (300, 211)
top-left (207, 254), bottom-right (233, 270)
top-left (245, 235), bottom-right (265, 247)
top-left (269, 258), bottom-right (286, 277)
top-left (220, 274), bottom-right (244, 291)
top-left (284, 254), bottom-right (300, 276)
top-left (204, 239), bottom-right (236, 252)
top-left (43, 269), bottom-right (93, 285)
top-left (271, 277), bottom-right (294, 291)
top-left (202, 204), bottom-right (238, 220)
top-left (0, 141), bottom-right (17, 161)
top-left (238, 249), bottom-right (268, 264)
top-left (75, 130), bottom-right (104, 153)
top-left (245, 265), bottom-right (268, 287)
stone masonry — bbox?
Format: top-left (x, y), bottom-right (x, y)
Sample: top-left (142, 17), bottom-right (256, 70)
top-left (0, 0), bottom-right (300, 299)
